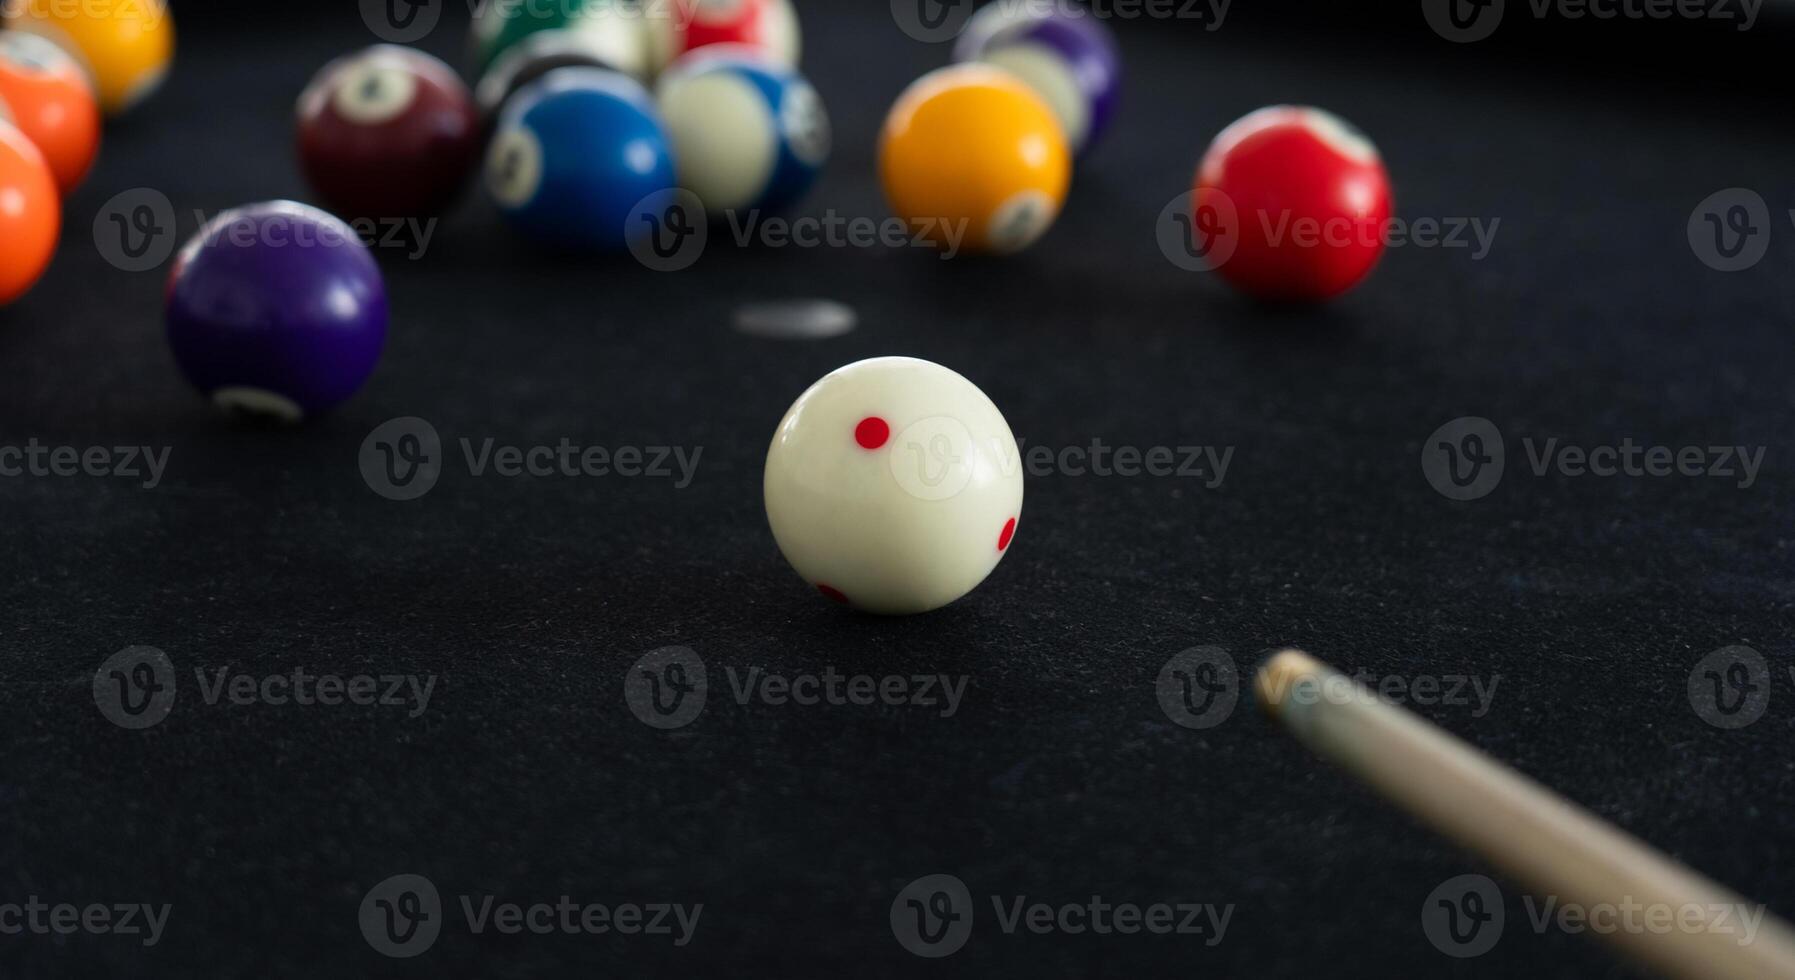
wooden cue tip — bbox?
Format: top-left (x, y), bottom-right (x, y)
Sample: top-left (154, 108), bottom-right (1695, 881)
top-left (1254, 648), bottom-right (1327, 719)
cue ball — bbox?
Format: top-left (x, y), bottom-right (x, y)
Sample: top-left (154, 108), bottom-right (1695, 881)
top-left (0, 31), bottom-right (100, 192)
top-left (879, 64), bottom-right (1070, 255)
top-left (485, 67), bottom-right (676, 251)
top-left (1194, 105), bottom-right (1393, 302)
top-left (656, 46), bottom-right (828, 215)
top-left (0, 120), bottom-right (59, 305)
top-left (645, 0), bottom-right (800, 75)
top-left (764, 357), bottom-right (1024, 616)
top-left (165, 202), bottom-right (388, 421)
top-left (4, 0), bottom-right (173, 115)
top-left (952, 3), bottom-right (1121, 157)
top-left (296, 45), bottom-right (480, 219)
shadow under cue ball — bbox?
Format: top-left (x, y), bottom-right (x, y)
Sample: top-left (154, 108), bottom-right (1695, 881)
top-left (879, 64), bottom-right (1070, 255)
top-left (296, 45), bottom-right (480, 219)
top-left (165, 202), bottom-right (388, 422)
top-left (763, 357), bottom-right (1024, 616)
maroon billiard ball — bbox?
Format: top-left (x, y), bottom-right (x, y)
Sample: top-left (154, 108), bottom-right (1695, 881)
top-left (296, 45), bottom-right (479, 219)
top-left (1193, 105), bottom-right (1393, 303)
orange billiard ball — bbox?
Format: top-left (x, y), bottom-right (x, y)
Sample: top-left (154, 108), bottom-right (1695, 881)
top-left (0, 31), bottom-right (100, 192)
top-left (879, 64), bottom-right (1070, 256)
top-left (0, 120), bottom-right (60, 305)
top-left (5, 0), bottom-right (174, 116)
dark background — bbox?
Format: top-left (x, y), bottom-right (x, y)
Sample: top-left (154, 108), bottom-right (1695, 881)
top-left (1, 0), bottom-right (1792, 976)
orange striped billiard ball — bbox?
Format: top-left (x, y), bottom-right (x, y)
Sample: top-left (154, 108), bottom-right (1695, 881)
top-left (0, 31), bottom-right (100, 192)
top-left (0, 120), bottom-right (60, 305)
top-left (879, 64), bottom-right (1070, 256)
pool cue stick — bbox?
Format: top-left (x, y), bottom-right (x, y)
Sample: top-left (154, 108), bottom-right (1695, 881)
top-left (1256, 649), bottom-right (1795, 980)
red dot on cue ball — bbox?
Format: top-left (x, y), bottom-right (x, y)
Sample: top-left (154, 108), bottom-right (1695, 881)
top-left (997, 518), bottom-right (1016, 552)
top-left (854, 417), bottom-right (890, 450)
top-left (817, 584), bottom-right (850, 604)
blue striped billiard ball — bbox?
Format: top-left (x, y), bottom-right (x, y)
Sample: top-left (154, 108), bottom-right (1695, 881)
top-left (485, 67), bottom-right (677, 250)
top-left (655, 47), bottom-right (828, 216)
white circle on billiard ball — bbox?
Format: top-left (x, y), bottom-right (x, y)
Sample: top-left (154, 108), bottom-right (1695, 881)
top-left (763, 357), bottom-right (1023, 616)
top-left (485, 125), bottom-right (544, 209)
top-left (658, 66), bottom-right (778, 212)
top-left (780, 81), bottom-right (829, 166)
top-left (980, 43), bottom-right (1089, 151)
top-left (986, 190), bottom-right (1057, 254)
top-left (0, 30), bottom-right (64, 74)
top-left (332, 59), bottom-right (419, 125)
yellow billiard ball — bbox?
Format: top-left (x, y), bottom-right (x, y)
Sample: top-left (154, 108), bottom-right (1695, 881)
top-left (5, 0), bottom-right (174, 116)
top-left (879, 64), bottom-right (1069, 255)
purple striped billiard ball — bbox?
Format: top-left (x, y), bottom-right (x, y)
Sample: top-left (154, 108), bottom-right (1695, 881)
top-left (166, 201), bottom-right (387, 421)
top-left (953, 4), bottom-right (1121, 157)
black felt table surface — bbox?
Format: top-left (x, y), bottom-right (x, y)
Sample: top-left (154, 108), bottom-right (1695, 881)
top-left (1, 2), bottom-right (1792, 977)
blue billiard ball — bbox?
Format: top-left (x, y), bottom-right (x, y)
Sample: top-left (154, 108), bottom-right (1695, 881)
top-left (485, 67), bottom-right (677, 250)
top-left (655, 47), bottom-right (828, 215)
top-left (165, 201), bottom-right (388, 421)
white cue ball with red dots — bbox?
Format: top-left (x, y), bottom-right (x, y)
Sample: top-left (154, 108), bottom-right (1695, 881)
top-left (764, 357), bottom-right (1024, 615)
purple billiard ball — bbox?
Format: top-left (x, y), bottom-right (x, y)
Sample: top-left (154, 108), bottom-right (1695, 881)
top-left (166, 201), bottom-right (387, 421)
top-left (953, 4), bottom-right (1121, 156)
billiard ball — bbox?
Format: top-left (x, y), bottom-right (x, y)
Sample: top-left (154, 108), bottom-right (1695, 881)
top-left (1194, 105), bottom-right (1393, 302)
top-left (4, 0), bottom-right (173, 115)
top-left (656, 47), bottom-right (828, 215)
top-left (952, 3), bottom-right (1120, 157)
top-left (644, 0), bottom-right (799, 75)
top-left (475, 27), bottom-right (624, 123)
top-left (764, 356), bottom-right (1024, 615)
top-left (469, 0), bottom-right (647, 80)
top-left (296, 45), bottom-right (480, 219)
top-left (879, 64), bottom-right (1070, 255)
top-left (0, 31), bottom-right (100, 192)
top-left (165, 202), bottom-right (387, 421)
top-left (0, 120), bottom-right (58, 305)
top-left (485, 67), bottom-right (677, 250)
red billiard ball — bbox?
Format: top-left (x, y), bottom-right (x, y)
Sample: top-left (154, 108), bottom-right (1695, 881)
top-left (296, 45), bottom-right (480, 219)
top-left (1193, 105), bottom-right (1392, 302)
